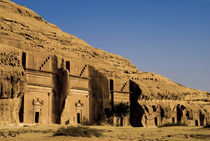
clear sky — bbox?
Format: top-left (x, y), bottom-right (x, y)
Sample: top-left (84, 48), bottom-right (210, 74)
top-left (11, 0), bottom-right (210, 92)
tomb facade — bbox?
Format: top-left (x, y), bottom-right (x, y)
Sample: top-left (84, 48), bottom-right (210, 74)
top-left (0, 45), bottom-right (209, 127)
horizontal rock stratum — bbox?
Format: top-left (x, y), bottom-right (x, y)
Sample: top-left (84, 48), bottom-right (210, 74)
top-left (0, 0), bottom-right (209, 126)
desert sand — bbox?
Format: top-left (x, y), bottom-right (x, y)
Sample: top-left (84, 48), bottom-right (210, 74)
top-left (0, 125), bottom-right (210, 141)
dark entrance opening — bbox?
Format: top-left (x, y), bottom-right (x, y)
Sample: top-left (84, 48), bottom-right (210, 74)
top-left (11, 85), bottom-right (14, 98)
top-left (154, 117), bottom-right (158, 126)
top-left (152, 105), bottom-right (156, 112)
top-left (66, 61), bottom-right (70, 72)
top-left (160, 106), bottom-right (165, 121)
top-left (120, 117), bottom-right (123, 126)
top-left (19, 96), bottom-right (24, 123)
top-left (176, 105), bottom-right (183, 123)
top-left (172, 117), bottom-right (175, 123)
top-left (35, 112), bottom-right (39, 123)
top-left (110, 79), bottom-right (114, 91)
top-left (186, 111), bottom-right (190, 120)
top-left (22, 52), bottom-right (26, 69)
top-left (0, 83), bottom-right (2, 98)
top-left (77, 113), bottom-right (81, 124)
top-left (195, 120), bottom-right (198, 126)
top-left (200, 112), bottom-right (205, 126)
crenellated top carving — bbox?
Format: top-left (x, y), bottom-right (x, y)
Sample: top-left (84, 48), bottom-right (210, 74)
top-left (75, 100), bottom-right (83, 108)
top-left (32, 98), bottom-right (44, 106)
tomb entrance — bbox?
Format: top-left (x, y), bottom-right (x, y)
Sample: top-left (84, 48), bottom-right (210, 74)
top-left (176, 105), bottom-right (183, 123)
top-left (32, 98), bottom-right (44, 124)
top-left (75, 100), bottom-right (83, 124)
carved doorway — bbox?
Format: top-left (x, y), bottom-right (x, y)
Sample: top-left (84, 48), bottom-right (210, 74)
top-left (19, 96), bottom-right (24, 123)
top-left (200, 112), bottom-right (205, 126)
top-left (176, 105), bottom-right (182, 123)
top-left (154, 117), bottom-right (158, 126)
top-left (195, 120), bottom-right (198, 126)
top-left (77, 112), bottom-right (81, 124)
top-left (172, 117), bottom-right (175, 123)
top-left (120, 117), bottom-right (123, 126)
top-left (35, 112), bottom-right (39, 123)
top-left (32, 98), bottom-right (44, 124)
top-left (75, 100), bottom-right (83, 124)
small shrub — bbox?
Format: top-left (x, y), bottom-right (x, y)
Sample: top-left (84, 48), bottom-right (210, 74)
top-left (81, 121), bottom-right (95, 126)
top-left (113, 102), bottom-right (130, 117)
top-left (53, 126), bottom-right (102, 137)
top-left (159, 122), bottom-right (188, 127)
top-left (0, 131), bottom-right (19, 137)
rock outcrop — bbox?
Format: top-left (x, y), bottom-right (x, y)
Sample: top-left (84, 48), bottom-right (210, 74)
top-left (0, 0), bottom-right (209, 126)
top-left (0, 44), bottom-right (26, 125)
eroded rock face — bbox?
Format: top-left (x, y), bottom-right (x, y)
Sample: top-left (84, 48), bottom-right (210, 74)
top-left (56, 63), bottom-right (70, 124)
top-left (0, 0), bottom-right (209, 126)
top-left (136, 100), bottom-right (210, 127)
top-left (0, 45), bottom-right (26, 125)
top-left (128, 80), bottom-right (210, 127)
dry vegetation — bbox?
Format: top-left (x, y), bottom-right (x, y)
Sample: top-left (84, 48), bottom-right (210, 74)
top-left (0, 125), bottom-right (210, 141)
top-left (53, 126), bottom-right (103, 137)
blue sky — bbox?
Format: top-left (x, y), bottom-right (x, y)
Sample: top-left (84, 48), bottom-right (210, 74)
top-left (11, 0), bottom-right (210, 92)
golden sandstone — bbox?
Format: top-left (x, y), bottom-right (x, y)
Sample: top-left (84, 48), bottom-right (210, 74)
top-left (0, 0), bottom-right (209, 128)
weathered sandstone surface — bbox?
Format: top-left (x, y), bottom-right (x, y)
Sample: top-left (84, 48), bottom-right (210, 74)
top-left (0, 0), bottom-right (209, 126)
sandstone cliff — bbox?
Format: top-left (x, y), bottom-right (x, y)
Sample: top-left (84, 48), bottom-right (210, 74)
top-left (0, 0), bottom-right (209, 102)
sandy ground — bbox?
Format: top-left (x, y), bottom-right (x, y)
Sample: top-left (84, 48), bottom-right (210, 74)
top-left (0, 125), bottom-right (209, 141)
